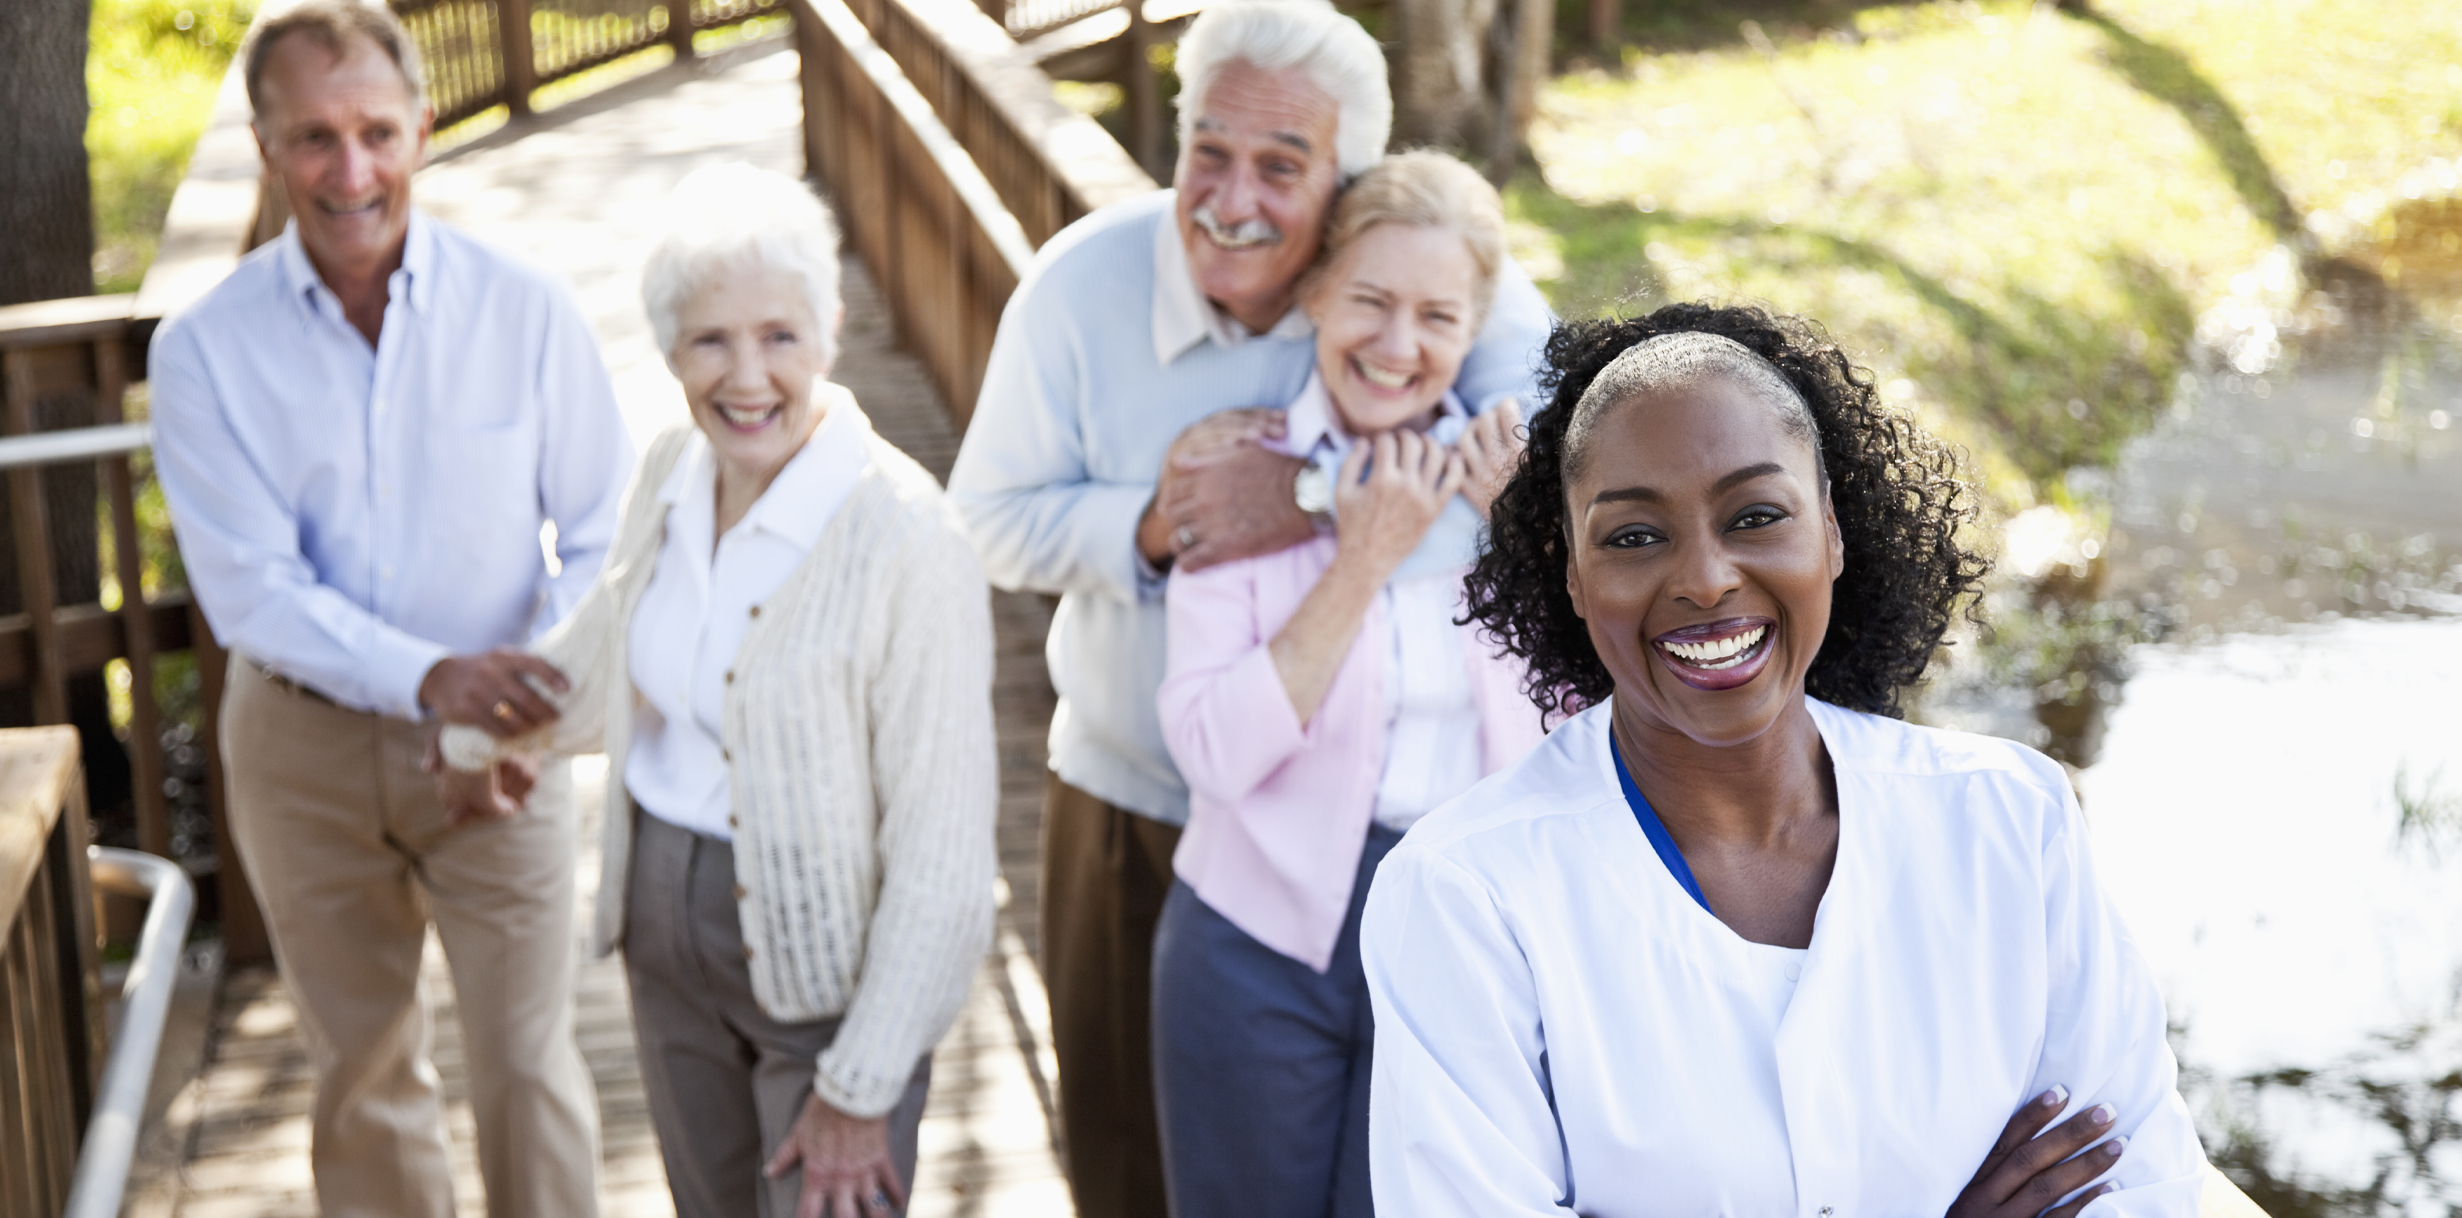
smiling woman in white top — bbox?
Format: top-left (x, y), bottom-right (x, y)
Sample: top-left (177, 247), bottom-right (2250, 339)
top-left (437, 163), bottom-right (995, 1218)
top-left (1360, 306), bottom-right (2214, 1217)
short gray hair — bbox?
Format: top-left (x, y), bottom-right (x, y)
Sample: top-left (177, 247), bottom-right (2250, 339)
top-left (641, 163), bottom-right (844, 364)
top-left (1566, 331), bottom-right (1822, 482)
top-left (244, 0), bottom-right (427, 122)
top-left (1176, 0), bottom-right (1391, 178)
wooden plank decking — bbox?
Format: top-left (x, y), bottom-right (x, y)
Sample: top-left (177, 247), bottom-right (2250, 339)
top-left (139, 39), bottom-right (1075, 1218)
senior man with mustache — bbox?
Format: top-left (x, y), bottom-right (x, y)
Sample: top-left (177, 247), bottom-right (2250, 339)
top-left (946, 3), bottom-right (1550, 1214)
top-left (147, 2), bottom-right (630, 1214)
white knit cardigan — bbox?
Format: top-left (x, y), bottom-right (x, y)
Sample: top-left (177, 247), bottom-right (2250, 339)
top-left (441, 410), bottom-right (997, 1118)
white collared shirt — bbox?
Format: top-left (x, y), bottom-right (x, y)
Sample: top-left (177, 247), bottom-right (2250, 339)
top-left (626, 394), bottom-right (870, 840)
top-left (1361, 700), bottom-right (2211, 1217)
top-left (148, 212), bottom-right (635, 717)
top-left (1277, 376), bottom-right (1485, 831)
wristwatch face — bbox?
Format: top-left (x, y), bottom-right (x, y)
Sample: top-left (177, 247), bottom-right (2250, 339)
top-left (1294, 459), bottom-right (1335, 516)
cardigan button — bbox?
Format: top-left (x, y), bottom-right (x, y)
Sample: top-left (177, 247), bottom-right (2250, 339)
top-left (742, 944), bottom-right (755, 961)
top-left (727, 814), bottom-right (739, 829)
top-left (725, 670), bottom-right (735, 684)
top-left (732, 884), bottom-right (747, 901)
top-left (748, 604), bottom-right (761, 618)
top-left (722, 748), bottom-right (732, 762)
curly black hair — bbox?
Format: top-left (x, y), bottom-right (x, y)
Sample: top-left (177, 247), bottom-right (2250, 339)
top-left (1464, 302), bottom-right (1990, 720)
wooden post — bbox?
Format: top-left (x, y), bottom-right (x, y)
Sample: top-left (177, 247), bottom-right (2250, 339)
top-left (668, 0), bottom-right (698, 61)
top-left (0, 352), bottom-right (68, 727)
top-left (1124, 0), bottom-right (1161, 179)
top-left (498, 0), bottom-right (537, 116)
top-left (91, 338), bottom-right (169, 860)
top-left (187, 611), bottom-right (266, 965)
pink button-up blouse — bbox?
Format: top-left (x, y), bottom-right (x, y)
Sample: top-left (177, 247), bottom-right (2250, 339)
top-left (1158, 535), bottom-right (1546, 972)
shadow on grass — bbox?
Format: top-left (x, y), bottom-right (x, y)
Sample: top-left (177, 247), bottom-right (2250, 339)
top-left (2062, 3), bottom-right (2302, 243)
top-left (1514, 185), bottom-right (2194, 483)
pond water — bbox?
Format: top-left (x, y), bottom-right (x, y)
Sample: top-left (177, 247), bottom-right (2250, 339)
top-left (1918, 208), bottom-right (2462, 1215)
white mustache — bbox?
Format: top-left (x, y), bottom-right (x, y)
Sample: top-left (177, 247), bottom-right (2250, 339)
top-left (1191, 204), bottom-right (1282, 249)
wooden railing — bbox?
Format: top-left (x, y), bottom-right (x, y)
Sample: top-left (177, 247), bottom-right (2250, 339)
top-left (791, 0), bottom-right (1154, 422)
top-left (0, 298), bottom-right (261, 968)
top-left (0, 727), bottom-right (102, 1218)
top-left (392, 0), bottom-right (787, 129)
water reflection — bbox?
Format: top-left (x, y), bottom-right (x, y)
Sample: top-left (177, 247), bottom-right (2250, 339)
top-left (1916, 185), bottom-right (2462, 1214)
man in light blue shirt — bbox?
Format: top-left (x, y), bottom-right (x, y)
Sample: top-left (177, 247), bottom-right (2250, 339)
top-left (147, 4), bottom-right (630, 1214)
top-left (944, 4), bottom-right (1550, 1213)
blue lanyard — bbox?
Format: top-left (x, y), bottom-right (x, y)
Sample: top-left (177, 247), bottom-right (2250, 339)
top-left (1611, 740), bottom-right (1714, 915)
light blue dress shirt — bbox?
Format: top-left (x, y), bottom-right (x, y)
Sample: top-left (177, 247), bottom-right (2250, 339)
top-left (946, 189), bottom-right (1553, 824)
top-left (149, 212), bottom-right (636, 719)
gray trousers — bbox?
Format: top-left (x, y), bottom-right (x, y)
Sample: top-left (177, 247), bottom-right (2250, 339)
top-left (1150, 825), bottom-right (1402, 1218)
top-left (623, 809), bottom-right (932, 1218)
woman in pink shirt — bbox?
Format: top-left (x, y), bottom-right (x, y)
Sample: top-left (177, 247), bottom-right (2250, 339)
top-left (1151, 151), bottom-right (1548, 1218)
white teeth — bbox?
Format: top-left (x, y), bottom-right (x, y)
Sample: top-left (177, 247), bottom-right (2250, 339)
top-left (1354, 361), bottom-right (1413, 390)
top-left (1663, 625), bottom-right (1768, 668)
top-left (718, 403), bottom-right (776, 427)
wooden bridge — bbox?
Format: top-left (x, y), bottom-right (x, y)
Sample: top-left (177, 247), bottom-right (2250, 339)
top-left (0, 0), bottom-right (1170, 1210)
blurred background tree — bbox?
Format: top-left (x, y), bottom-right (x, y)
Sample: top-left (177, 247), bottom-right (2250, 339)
top-left (2, 0), bottom-right (100, 305)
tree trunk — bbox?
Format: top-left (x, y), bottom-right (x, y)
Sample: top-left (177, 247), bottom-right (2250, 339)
top-left (0, 0), bottom-right (98, 304)
top-left (0, 0), bottom-right (132, 844)
top-left (1387, 0), bottom-right (1551, 176)
top-left (1391, 0), bottom-right (1497, 151)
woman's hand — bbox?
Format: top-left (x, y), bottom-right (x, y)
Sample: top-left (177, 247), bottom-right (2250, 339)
top-left (1946, 1087), bottom-right (2125, 1218)
top-left (765, 1091), bottom-right (906, 1218)
top-left (1457, 397), bottom-right (1526, 520)
top-left (424, 735), bottom-right (540, 827)
top-left (1332, 429), bottom-right (1467, 583)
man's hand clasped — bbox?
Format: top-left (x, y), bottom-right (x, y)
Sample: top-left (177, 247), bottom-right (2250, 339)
top-left (420, 647), bottom-right (569, 826)
top-left (1138, 399), bottom-right (1528, 575)
top-left (419, 646), bottom-right (570, 737)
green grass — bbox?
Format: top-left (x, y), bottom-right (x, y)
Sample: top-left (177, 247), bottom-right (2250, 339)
top-left (87, 0), bottom-right (258, 293)
top-left (1513, 0), bottom-right (2462, 501)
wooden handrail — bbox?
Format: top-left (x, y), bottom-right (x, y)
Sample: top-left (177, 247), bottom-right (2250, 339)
top-left (0, 726), bottom-right (102, 1218)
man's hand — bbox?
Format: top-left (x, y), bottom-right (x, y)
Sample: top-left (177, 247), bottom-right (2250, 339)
top-left (1945, 1087), bottom-right (2124, 1218)
top-left (1138, 407), bottom-right (1313, 574)
top-left (418, 648), bottom-right (569, 738)
top-left (765, 1091), bottom-right (906, 1218)
top-left (423, 735), bottom-right (541, 827)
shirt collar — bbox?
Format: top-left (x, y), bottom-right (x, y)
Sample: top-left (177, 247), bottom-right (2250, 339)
top-left (275, 208), bottom-right (436, 320)
top-left (657, 383), bottom-right (874, 551)
top-left (1150, 193), bottom-right (1314, 366)
top-left (1281, 370), bottom-right (1470, 462)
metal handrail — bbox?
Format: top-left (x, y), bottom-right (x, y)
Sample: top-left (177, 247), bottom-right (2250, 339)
top-left (0, 423), bottom-right (152, 471)
top-left (62, 847), bottom-right (197, 1218)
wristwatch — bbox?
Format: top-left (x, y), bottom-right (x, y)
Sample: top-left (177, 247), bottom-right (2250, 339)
top-left (1293, 455), bottom-right (1336, 532)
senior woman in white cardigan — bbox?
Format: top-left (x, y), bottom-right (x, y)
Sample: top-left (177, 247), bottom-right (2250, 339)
top-left (437, 163), bottom-right (996, 1218)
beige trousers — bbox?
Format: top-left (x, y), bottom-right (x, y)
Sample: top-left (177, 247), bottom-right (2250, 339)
top-left (221, 657), bottom-right (601, 1218)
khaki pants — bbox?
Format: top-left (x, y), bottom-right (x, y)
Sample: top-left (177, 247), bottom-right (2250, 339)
top-left (623, 809), bottom-right (931, 1218)
top-left (221, 658), bottom-right (600, 1218)
top-left (1041, 775), bottom-right (1181, 1218)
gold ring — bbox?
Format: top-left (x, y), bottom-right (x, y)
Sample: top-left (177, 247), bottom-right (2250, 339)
top-left (492, 700), bottom-right (514, 722)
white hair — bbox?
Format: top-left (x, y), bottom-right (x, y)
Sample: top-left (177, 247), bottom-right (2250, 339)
top-left (640, 163), bottom-right (843, 363)
top-left (1175, 0), bottom-right (1391, 178)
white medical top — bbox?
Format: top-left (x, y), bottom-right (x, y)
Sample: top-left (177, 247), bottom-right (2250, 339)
top-left (1360, 699), bottom-right (2209, 1218)
top-left (1282, 377), bottom-right (1483, 832)
top-left (626, 397), bottom-right (868, 840)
